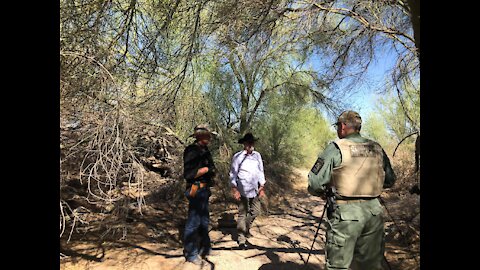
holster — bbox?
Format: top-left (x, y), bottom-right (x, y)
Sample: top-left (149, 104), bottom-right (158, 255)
top-left (189, 183), bottom-right (199, 198)
top-left (325, 187), bottom-right (338, 219)
top-left (187, 181), bottom-right (207, 198)
top-left (326, 196), bottom-right (337, 219)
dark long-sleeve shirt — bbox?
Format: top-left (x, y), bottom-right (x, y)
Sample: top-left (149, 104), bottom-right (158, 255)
top-left (308, 133), bottom-right (396, 197)
top-left (183, 142), bottom-right (215, 184)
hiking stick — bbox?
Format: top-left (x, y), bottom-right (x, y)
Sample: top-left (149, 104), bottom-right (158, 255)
top-left (304, 203), bottom-right (327, 268)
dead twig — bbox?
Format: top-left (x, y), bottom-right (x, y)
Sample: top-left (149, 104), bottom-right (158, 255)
top-left (392, 131), bottom-right (418, 157)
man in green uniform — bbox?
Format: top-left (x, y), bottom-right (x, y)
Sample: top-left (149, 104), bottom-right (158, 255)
top-left (308, 110), bottom-right (396, 270)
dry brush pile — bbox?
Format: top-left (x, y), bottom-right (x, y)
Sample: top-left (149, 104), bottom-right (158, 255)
top-left (60, 50), bottom-right (190, 246)
top-left (60, 115), bottom-right (185, 242)
top-left (383, 148), bottom-right (420, 266)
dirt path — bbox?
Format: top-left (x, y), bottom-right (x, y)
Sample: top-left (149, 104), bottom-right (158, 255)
top-left (61, 168), bottom-right (419, 270)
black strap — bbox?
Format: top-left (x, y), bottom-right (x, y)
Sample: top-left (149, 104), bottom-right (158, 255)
top-left (238, 152), bottom-right (249, 172)
top-left (235, 152), bottom-right (249, 186)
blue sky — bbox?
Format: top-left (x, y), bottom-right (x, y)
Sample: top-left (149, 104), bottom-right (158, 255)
top-left (306, 46), bottom-right (398, 122)
top-left (346, 51), bottom-right (397, 117)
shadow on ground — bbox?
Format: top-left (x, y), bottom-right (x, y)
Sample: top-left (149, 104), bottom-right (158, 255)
top-left (257, 249), bottom-right (323, 270)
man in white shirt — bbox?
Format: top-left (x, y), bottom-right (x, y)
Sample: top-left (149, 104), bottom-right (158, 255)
top-left (229, 133), bottom-right (266, 248)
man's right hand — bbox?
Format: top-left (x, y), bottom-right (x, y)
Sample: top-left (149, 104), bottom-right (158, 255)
top-left (232, 187), bottom-right (241, 201)
top-left (195, 167), bottom-right (209, 178)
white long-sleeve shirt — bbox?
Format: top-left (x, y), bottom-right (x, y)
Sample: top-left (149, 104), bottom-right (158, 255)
top-left (229, 150), bottom-right (266, 198)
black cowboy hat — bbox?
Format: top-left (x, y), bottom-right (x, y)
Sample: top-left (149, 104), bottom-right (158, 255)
top-left (238, 133), bottom-right (259, 144)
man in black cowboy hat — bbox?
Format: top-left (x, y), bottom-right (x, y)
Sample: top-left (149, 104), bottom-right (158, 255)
top-left (229, 132), bottom-right (266, 248)
top-left (182, 124), bottom-right (218, 265)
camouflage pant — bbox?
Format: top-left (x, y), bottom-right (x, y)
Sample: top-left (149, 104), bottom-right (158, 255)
top-left (237, 196), bottom-right (262, 244)
top-left (325, 198), bottom-right (385, 270)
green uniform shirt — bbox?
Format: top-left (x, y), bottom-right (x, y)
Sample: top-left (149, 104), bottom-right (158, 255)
top-left (308, 133), bottom-right (396, 197)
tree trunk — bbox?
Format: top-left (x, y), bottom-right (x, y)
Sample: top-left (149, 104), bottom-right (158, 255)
top-left (415, 134), bottom-right (420, 172)
top-left (239, 94), bottom-right (249, 135)
top-left (407, 0), bottom-right (420, 59)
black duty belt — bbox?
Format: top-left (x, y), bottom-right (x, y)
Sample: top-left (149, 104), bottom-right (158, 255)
top-left (187, 181), bottom-right (208, 188)
top-left (336, 197), bottom-right (377, 204)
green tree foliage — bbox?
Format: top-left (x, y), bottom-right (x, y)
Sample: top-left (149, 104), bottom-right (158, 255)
top-left (378, 83), bottom-right (419, 141)
top-left (362, 112), bottom-right (392, 152)
top-left (252, 91), bottom-right (335, 168)
top-left (290, 108), bottom-right (337, 168)
top-left (363, 79), bottom-right (419, 155)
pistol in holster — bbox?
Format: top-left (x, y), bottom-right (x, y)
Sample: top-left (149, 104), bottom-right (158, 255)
top-left (325, 186), bottom-right (337, 219)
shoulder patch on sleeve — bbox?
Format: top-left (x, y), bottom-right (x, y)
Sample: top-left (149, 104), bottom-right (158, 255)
top-left (311, 157), bottom-right (325, 175)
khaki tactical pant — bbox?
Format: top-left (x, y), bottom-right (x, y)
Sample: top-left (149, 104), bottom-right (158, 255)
top-left (237, 196), bottom-right (262, 244)
top-left (325, 198), bottom-right (385, 270)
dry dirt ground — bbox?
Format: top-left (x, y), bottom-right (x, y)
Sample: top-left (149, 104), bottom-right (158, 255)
top-left (60, 168), bottom-right (419, 270)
